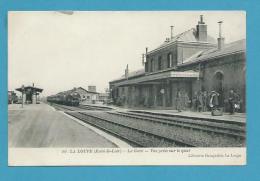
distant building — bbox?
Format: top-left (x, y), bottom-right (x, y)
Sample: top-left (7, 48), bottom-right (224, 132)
top-left (109, 15), bottom-right (246, 112)
top-left (8, 91), bottom-right (18, 104)
top-left (88, 86), bottom-right (97, 93)
top-left (15, 84), bottom-right (43, 104)
top-left (98, 92), bottom-right (110, 103)
top-left (60, 87), bottom-right (99, 104)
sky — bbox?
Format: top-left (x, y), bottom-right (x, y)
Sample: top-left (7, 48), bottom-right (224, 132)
top-left (8, 11), bottom-right (246, 96)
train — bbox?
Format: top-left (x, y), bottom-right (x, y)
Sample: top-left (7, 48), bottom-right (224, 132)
top-left (47, 92), bottom-right (81, 106)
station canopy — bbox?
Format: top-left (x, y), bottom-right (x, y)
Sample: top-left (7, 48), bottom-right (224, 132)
top-left (16, 86), bottom-right (43, 94)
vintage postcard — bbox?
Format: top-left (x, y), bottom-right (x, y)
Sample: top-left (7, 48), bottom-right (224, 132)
top-left (8, 11), bottom-right (246, 166)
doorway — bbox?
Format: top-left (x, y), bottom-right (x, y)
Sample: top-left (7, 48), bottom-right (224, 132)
top-left (213, 71), bottom-right (224, 105)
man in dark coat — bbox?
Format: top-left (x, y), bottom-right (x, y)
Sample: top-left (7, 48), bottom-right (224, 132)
top-left (192, 91), bottom-right (198, 111)
top-left (228, 89), bottom-right (240, 114)
top-left (197, 91), bottom-right (203, 112)
top-left (202, 91), bottom-right (208, 112)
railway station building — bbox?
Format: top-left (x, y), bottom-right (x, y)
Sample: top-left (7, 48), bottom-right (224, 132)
top-left (98, 92), bottom-right (110, 103)
top-left (109, 15), bottom-right (246, 112)
top-left (16, 84), bottom-right (43, 104)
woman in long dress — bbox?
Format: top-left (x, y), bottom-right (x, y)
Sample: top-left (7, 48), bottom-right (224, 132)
top-left (209, 91), bottom-right (219, 110)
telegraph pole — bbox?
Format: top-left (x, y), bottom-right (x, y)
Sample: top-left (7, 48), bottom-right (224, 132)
top-left (21, 85), bottom-right (25, 108)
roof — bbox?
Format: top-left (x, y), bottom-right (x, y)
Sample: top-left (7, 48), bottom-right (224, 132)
top-left (150, 28), bottom-right (216, 54)
top-left (57, 87), bottom-right (99, 95)
top-left (76, 87), bottom-right (99, 94)
top-left (99, 92), bottom-right (109, 96)
top-left (180, 39), bottom-right (246, 67)
top-left (110, 69), bottom-right (145, 83)
top-left (16, 86), bottom-right (43, 93)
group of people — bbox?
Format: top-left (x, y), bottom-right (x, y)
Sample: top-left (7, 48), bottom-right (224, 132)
top-left (192, 90), bottom-right (211, 112)
top-left (176, 89), bottom-right (241, 114)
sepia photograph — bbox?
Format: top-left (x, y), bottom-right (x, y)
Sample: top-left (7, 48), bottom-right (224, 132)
top-left (8, 11), bottom-right (246, 165)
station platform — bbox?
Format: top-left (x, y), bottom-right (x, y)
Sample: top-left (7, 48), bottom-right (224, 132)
top-left (8, 103), bottom-right (123, 148)
top-left (129, 109), bottom-right (246, 124)
top-left (80, 103), bottom-right (246, 124)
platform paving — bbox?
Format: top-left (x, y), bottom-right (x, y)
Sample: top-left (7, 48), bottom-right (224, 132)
top-left (8, 103), bottom-right (118, 148)
top-left (80, 103), bottom-right (246, 123)
top-left (130, 109), bottom-right (246, 124)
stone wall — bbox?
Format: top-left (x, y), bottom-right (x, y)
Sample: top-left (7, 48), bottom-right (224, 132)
top-left (201, 53), bottom-right (246, 111)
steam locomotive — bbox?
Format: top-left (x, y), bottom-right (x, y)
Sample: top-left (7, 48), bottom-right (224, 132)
top-left (47, 92), bottom-right (81, 106)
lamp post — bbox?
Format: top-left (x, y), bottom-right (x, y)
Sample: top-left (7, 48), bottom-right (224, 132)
top-left (21, 85), bottom-right (25, 108)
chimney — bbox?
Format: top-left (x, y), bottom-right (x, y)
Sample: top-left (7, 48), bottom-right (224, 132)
top-left (217, 21), bottom-right (225, 50)
top-left (142, 47), bottom-right (148, 66)
top-left (170, 26), bottom-right (174, 40)
top-left (196, 15), bottom-right (207, 42)
top-left (88, 86), bottom-right (96, 92)
top-left (164, 38), bottom-right (170, 43)
top-left (125, 64), bottom-right (129, 79)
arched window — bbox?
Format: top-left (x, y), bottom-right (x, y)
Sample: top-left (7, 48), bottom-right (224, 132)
top-left (167, 53), bottom-right (173, 68)
top-left (213, 71), bottom-right (224, 91)
top-left (158, 56), bottom-right (162, 70)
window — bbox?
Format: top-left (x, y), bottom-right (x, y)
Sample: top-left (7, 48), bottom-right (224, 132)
top-left (158, 56), bottom-right (162, 70)
top-left (167, 53), bottom-right (173, 68)
top-left (172, 54), bottom-right (177, 67)
top-left (150, 58), bottom-right (154, 72)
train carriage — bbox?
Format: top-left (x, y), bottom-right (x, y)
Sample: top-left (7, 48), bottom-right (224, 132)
top-left (47, 92), bottom-right (81, 106)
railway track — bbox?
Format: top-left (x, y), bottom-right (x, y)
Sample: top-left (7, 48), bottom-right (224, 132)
top-left (51, 104), bottom-right (196, 147)
top-left (51, 103), bottom-right (83, 111)
top-left (108, 111), bottom-right (246, 140)
top-left (51, 103), bottom-right (112, 111)
top-left (79, 104), bottom-right (113, 111)
top-left (66, 111), bottom-right (197, 147)
top-left (51, 103), bottom-right (245, 147)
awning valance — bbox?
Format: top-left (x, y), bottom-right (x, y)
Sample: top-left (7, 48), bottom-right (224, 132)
top-left (113, 70), bottom-right (200, 87)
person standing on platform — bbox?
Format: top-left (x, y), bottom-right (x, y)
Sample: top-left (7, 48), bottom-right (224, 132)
top-left (197, 91), bottom-right (203, 112)
top-left (192, 91), bottom-right (198, 111)
top-left (202, 91), bottom-right (208, 112)
top-left (209, 91), bottom-right (220, 110)
top-left (228, 89), bottom-right (240, 114)
top-left (176, 90), bottom-right (182, 112)
top-left (184, 92), bottom-right (190, 111)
